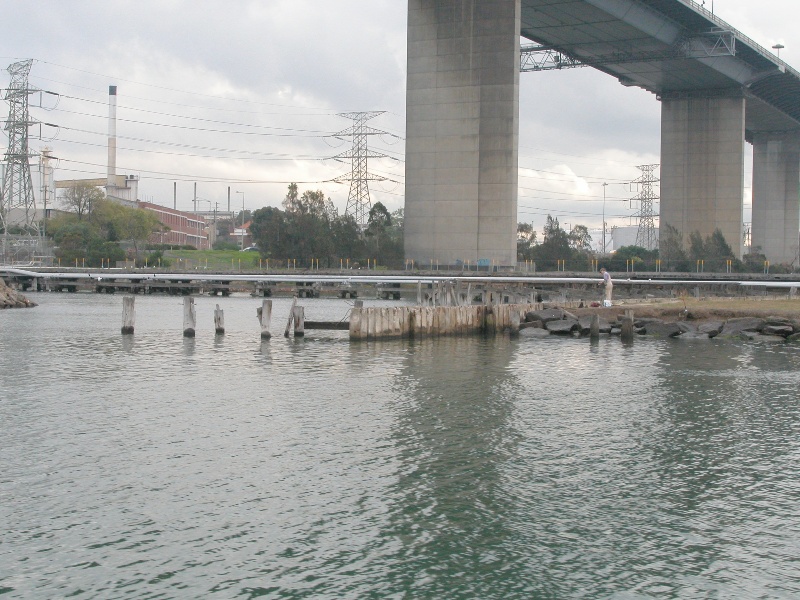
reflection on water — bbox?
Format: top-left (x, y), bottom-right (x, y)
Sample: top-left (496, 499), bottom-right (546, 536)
top-left (1, 293), bottom-right (799, 598)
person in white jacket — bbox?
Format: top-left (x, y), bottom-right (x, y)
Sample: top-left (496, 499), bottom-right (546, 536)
top-left (599, 268), bottom-right (613, 306)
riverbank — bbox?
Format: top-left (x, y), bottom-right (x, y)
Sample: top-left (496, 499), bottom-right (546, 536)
top-left (524, 298), bottom-right (800, 342)
top-left (0, 278), bottom-right (36, 308)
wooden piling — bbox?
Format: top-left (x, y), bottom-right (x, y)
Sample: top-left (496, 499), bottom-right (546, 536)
top-left (284, 296), bottom-right (297, 337)
top-left (510, 309), bottom-right (520, 336)
top-left (183, 297), bottom-right (196, 338)
top-left (621, 309), bottom-right (634, 343)
top-left (121, 296), bottom-right (135, 335)
top-left (590, 313), bottom-right (600, 340)
top-left (259, 299), bottom-right (272, 339)
top-left (292, 305), bottom-right (305, 337)
top-left (214, 304), bottom-right (225, 335)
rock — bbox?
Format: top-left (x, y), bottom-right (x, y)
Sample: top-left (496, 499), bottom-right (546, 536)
top-left (642, 321), bottom-right (683, 338)
top-left (610, 327), bottom-right (621, 336)
top-left (677, 322), bottom-right (696, 333)
top-left (698, 321), bottom-right (724, 337)
top-left (519, 321), bottom-right (543, 330)
top-left (0, 278), bottom-right (36, 309)
top-left (739, 332), bottom-right (786, 343)
top-left (578, 315), bottom-right (612, 334)
top-left (718, 317), bottom-right (765, 337)
top-left (545, 318), bottom-right (580, 335)
top-left (765, 316), bottom-right (792, 326)
top-left (519, 327), bottom-right (551, 338)
top-left (525, 308), bottom-right (567, 324)
top-left (762, 325), bottom-right (794, 337)
top-left (632, 317), bottom-right (664, 328)
top-left (786, 332), bottom-right (800, 344)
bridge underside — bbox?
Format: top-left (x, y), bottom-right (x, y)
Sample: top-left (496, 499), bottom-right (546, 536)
top-left (405, 0), bottom-right (800, 265)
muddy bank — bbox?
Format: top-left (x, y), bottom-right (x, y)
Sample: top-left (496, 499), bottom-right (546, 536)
top-left (0, 278), bottom-right (36, 308)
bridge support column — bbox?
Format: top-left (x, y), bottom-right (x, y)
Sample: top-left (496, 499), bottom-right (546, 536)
top-left (751, 132), bottom-right (800, 265)
top-left (660, 95), bottom-right (745, 257)
top-left (404, 0), bottom-right (520, 267)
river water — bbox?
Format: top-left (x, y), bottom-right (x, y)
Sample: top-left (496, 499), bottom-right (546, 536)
top-left (1, 293), bottom-right (799, 599)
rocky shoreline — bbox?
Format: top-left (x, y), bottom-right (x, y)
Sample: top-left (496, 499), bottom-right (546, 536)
top-left (520, 306), bottom-right (800, 343)
top-left (0, 278), bottom-right (36, 308)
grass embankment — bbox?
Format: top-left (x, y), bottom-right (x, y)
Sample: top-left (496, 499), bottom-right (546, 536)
top-left (574, 297), bottom-right (800, 322)
top-left (164, 249), bottom-right (263, 271)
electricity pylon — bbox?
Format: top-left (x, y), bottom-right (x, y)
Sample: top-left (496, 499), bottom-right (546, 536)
top-left (632, 164), bottom-right (659, 250)
top-left (1, 59), bottom-right (40, 260)
top-left (332, 112), bottom-right (387, 228)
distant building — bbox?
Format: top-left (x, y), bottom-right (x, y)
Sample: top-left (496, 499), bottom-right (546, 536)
top-left (608, 226), bottom-right (659, 252)
top-left (233, 220), bottom-right (253, 249)
top-left (138, 202), bottom-right (210, 249)
top-left (54, 176), bottom-right (139, 209)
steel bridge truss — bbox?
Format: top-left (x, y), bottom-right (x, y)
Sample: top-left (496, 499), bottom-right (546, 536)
top-left (520, 28), bottom-right (736, 72)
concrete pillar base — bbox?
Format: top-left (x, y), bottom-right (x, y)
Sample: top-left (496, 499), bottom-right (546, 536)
top-left (660, 94), bottom-right (746, 257)
top-left (404, 0), bottom-right (520, 267)
top-left (751, 132), bottom-right (800, 265)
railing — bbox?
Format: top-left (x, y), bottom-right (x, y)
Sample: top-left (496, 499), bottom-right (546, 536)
top-left (678, 0), bottom-right (797, 77)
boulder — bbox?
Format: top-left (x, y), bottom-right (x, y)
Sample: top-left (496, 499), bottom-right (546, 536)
top-left (739, 332), bottom-right (786, 343)
top-left (698, 321), bottom-right (724, 337)
top-left (718, 317), bottom-right (765, 337)
top-left (519, 327), bottom-right (551, 338)
top-left (762, 325), bottom-right (794, 337)
top-left (545, 318), bottom-right (580, 335)
top-left (519, 320), bottom-right (543, 330)
top-left (0, 278), bottom-right (36, 309)
top-left (786, 332), bottom-right (800, 344)
top-left (642, 321), bottom-right (683, 338)
top-left (525, 308), bottom-right (567, 324)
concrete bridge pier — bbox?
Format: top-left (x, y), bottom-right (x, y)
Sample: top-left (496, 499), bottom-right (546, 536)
top-left (660, 94), bottom-right (746, 258)
top-left (751, 132), bottom-right (800, 265)
top-left (404, 0), bottom-right (520, 267)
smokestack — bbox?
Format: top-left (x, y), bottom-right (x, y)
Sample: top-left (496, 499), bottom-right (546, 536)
top-left (107, 85), bottom-right (117, 187)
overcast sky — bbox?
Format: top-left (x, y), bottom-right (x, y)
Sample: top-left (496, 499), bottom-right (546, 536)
top-left (1, 0), bottom-right (797, 237)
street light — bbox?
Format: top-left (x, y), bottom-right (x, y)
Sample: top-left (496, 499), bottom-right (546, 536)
top-left (602, 182), bottom-right (609, 253)
top-left (773, 44), bottom-right (785, 59)
top-left (235, 191), bottom-right (245, 250)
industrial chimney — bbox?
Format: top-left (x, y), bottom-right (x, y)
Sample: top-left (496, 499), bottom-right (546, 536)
top-left (107, 85), bottom-right (117, 187)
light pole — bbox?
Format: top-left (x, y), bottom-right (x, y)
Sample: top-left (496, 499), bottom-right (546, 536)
top-left (602, 182), bottom-right (608, 253)
top-left (235, 191), bottom-right (245, 249)
top-left (773, 44), bottom-right (785, 59)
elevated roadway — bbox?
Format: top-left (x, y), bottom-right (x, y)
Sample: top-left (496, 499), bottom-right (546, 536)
top-left (405, 0), bottom-right (800, 268)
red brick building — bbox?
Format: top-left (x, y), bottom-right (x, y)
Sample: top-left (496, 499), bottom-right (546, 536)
top-left (138, 202), bottom-right (210, 249)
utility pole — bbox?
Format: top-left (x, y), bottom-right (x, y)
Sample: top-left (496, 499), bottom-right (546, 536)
top-left (1, 59), bottom-right (40, 262)
top-left (333, 112), bottom-right (388, 229)
top-left (602, 182), bottom-right (608, 253)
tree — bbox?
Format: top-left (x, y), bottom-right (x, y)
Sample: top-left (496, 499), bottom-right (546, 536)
top-left (60, 183), bottom-right (105, 220)
top-left (568, 224), bottom-right (592, 252)
top-left (366, 202), bottom-right (392, 261)
top-left (250, 206), bottom-right (289, 258)
top-left (659, 223), bottom-right (686, 269)
top-left (517, 222), bottom-right (537, 260)
top-left (531, 215), bottom-right (571, 269)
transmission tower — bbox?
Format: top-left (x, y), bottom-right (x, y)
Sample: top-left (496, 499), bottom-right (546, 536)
top-left (632, 164), bottom-right (659, 250)
top-left (1, 59), bottom-right (40, 260)
top-left (333, 111), bottom-right (387, 228)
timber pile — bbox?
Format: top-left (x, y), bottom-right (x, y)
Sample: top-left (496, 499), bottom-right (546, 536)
top-left (0, 277), bottom-right (36, 309)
